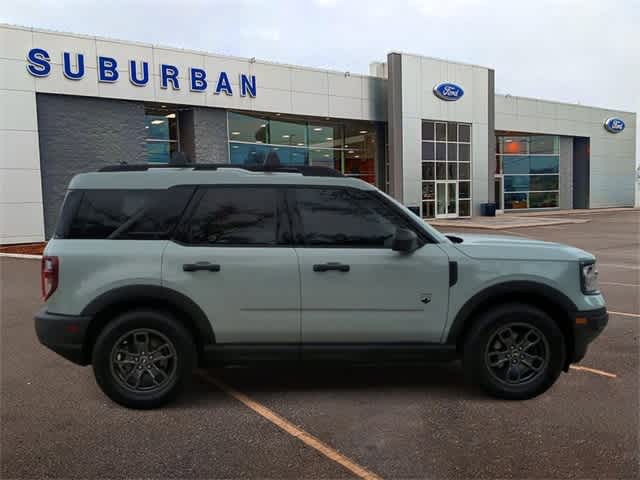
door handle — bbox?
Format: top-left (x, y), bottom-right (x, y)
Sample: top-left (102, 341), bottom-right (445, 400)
top-left (183, 262), bottom-right (221, 272)
top-left (313, 262), bottom-right (350, 272)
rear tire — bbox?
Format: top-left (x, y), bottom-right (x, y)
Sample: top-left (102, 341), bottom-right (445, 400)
top-left (463, 303), bottom-right (566, 400)
top-left (92, 309), bottom-right (196, 409)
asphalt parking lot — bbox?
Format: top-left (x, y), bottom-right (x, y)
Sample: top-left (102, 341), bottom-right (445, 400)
top-left (1, 210), bottom-right (638, 479)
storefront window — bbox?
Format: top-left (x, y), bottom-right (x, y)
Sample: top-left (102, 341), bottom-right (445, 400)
top-left (421, 120), bottom-right (471, 218)
top-left (227, 112), bottom-right (377, 185)
top-left (145, 108), bottom-right (179, 163)
top-left (497, 134), bottom-right (560, 210)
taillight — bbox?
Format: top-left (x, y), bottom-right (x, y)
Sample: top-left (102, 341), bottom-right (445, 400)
top-left (41, 256), bottom-right (59, 301)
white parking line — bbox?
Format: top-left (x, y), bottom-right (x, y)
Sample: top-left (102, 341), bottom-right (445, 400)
top-left (600, 282), bottom-right (640, 288)
top-left (570, 365), bottom-right (618, 378)
top-left (608, 310), bottom-right (640, 318)
top-left (598, 263), bottom-right (640, 271)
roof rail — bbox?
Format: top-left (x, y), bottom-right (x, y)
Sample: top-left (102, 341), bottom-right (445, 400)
top-left (97, 163), bottom-right (345, 177)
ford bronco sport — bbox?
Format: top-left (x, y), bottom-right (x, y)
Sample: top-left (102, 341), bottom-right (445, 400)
top-left (35, 164), bottom-right (608, 408)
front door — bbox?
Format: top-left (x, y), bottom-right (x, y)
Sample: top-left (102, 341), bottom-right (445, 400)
top-left (162, 186), bottom-right (300, 344)
top-left (436, 181), bottom-right (458, 218)
top-left (291, 187), bottom-right (451, 344)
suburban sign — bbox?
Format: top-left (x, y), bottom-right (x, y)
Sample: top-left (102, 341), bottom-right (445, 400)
top-left (26, 48), bottom-right (257, 97)
top-left (603, 117), bottom-right (625, 134)
top-left (433, 82), bottom-right (464, 101)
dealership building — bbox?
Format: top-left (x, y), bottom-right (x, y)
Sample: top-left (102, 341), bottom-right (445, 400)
top-left (0, 24), bottom-right (637, 244)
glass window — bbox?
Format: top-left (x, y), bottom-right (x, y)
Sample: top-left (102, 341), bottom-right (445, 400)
top-left (422, 141), bottom-right (435, 160)
top-left (447, 162), bottom-right (457, 180)
top-left (458, 124), bottom-right (471, 142)
top-left (63, 188), bottom-right (192, 240)
top-left (447, 123), bottom-right (457, 142)
top-left (459, 181), bottom-right (471, 199)
top-left (530, 155), bottom-right (559, 174)
top-left (504, 193), bottom-right (528, 209)
top-left (447, 143), bottom-right (457, 161)
top-left (309, 149), bottom-right (340, 170)
top-left (422, 181), bottom-right (435, 200)
top-left (435, 123), bottom-right (447, 141)
top-left (459, 163), bottom-right (470, 180)
top-left (504, 175), bottom-right (530, 192)
top-left (229, 143), bottom-right (309, 166)
top-left (308, 124), bottom-right (343, 149)
top-left (270, 119), bottom-right (307, 147)
top-left (294, 188), bottom-right (410, 248)
top-left (530, 175), bottom-right (559, 191)
top-left (422, 201), bottom-right (435, 219)
top-left (502, 156), bottom-right (530, 175)
top-left (459, 143), bottom-right (470, 162)
top-left (422, 162), bottom-right (435, 180)
top-left (422, 122), bottom-right (434, 141)
top-left (185, 187), bottom-right (279, 245)
top-left (436, 162), bottom-right (446, 180)
top-left (530, 136), bottom-right (558, 154)
top-left (435, 142), bottom-right (446, 160)
top-left (499, 136), bottom-right (528, 154)
top-left (459, 199), bottom-right (471, 217)
top-left (145, 109), bottom-right (179, 164)
top-left (228, 112), bottom-right (269, 143)
top-left (530, 192), bottom-right (559, 208)
top-left (146, 142), bottom-right (176, 164)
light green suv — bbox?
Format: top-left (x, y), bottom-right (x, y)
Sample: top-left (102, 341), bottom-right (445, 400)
top-left (35, 164), bottom-right (607, 409)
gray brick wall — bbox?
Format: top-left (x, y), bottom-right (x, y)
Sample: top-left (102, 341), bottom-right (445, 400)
top-left (193, 107), bottom-right (228, 163)
top-left (36, 94), bottom-right (146, 238)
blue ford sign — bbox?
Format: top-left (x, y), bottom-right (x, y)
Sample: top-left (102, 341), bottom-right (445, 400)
top-left (604, 117), bottom-right (625, 134)
top-left (433, 82), bottom-right (464, 101)
top-left (26, 47), bottom-right (257, 97)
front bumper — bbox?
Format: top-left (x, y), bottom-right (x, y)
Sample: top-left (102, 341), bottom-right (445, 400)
top-left (34, 308), bottom-right (92, 365)
top-left (571, 306), bottom-right (608, 363)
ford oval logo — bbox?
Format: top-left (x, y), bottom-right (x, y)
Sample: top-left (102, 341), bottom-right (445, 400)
top-left (433, 82), bottom-right (464, 101)
top-left (604, 117), bottom-right (625, 133)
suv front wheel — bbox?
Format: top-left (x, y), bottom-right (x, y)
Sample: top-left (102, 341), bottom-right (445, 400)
top-left (92, 309), bottom-right (196, 409)
top-left (463, 303), bottom-right (566, 400)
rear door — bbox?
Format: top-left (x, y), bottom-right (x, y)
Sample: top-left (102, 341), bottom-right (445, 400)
top-left (290, 186), bottom-right (451, 344)
top-left (162, 185), bottom-right (300, 343)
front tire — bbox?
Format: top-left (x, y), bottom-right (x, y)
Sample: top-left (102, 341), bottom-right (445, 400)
top-left (463, 303), bottom-right (566, 400)
top-left (92, 309), bottom-right (196, 409)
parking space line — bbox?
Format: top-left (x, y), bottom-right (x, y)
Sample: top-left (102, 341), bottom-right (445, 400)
top-left (196, 371), bottom-right (383, 480)
top-left (608, 310), bottom-right (640, 318)
top-left (598, 263), bottom-right (640, 271)
top-left (570, 365), bottom-right (618, 378)
top-left (600, 281), bottom-right (640, 288)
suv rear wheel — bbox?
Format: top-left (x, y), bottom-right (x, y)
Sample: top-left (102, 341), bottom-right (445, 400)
top-left (463, 303), bottom-right (566, 400)
top-left (92, 309), bottom-right (196, 409)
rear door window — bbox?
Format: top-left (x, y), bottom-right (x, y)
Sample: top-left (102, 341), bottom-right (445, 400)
top-left (179, 187), bottom-right (287, 246)
top-left (56, 187), bottom-right (194, 239)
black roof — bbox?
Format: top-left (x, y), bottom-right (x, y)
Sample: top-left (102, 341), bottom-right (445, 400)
top-left (98, 163), bottom-right (344, 177)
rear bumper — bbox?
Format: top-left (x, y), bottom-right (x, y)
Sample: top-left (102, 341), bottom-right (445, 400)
top-left (34, 308), bottom-right (92, 365)
top-left (571, 307), bottom-right (608, 363)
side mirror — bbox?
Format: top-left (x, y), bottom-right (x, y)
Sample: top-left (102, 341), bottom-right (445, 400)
top-left (392, 228), bottom-right (418, 253)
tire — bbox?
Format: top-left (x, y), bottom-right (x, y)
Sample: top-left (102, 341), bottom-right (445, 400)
top-left (463, 303), bottom-right (566, 400)
top-left (92, 309), bottom-right (196, 409)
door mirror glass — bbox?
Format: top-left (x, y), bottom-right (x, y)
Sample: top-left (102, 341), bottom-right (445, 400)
top-left (392, 228), bottom-right (418, 253)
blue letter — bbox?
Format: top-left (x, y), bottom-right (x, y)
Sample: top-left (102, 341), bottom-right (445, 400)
top-left (26, 48), bottom-right (51, 77)
top-left (190, 68), bottom-right (207, 91)
top-left (215, 71), bottom-right (233, 95)
top-left (129, 60), bottom-right (149, 86)
top-left (160, 64), bottom-right (180, 90)
top-left (240, 74), bottom-right (256, 97)
top-left (98, 56), bottom-right (119, 82)
top-left (62, 52), bottom-right (85, 80)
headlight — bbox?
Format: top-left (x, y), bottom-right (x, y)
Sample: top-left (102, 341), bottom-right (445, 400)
top-left (580, 261), bottom-right (599, 294)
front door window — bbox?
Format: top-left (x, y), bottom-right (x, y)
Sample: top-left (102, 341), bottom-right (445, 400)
top-left (436, 181), bottom-right (458, 218)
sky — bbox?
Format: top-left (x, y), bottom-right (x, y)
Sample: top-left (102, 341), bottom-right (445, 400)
top-left (3, 0), bottom-right (639, 167)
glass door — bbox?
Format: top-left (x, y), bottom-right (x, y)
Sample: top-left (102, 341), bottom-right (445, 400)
top-left (436, 181), bottom-right (458, 218)
top-left (494, 175), bottom-right (503, 213)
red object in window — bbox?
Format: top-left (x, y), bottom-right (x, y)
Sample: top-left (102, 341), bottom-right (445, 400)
top-left (41, 256), bottom-right (59, 301)
top-left (504, 140), bottom-right (523, 154)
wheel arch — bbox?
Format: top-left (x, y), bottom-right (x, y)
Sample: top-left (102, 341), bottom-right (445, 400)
top-left (447, 281), bottom-right (577, 368)
top-left (81, 285), bottom-right (215, 365)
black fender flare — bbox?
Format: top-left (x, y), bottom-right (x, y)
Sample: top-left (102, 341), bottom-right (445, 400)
top-left (81, 285), bottom-right (215, 346)
top-left (446, 280), bottom-right (578, 345)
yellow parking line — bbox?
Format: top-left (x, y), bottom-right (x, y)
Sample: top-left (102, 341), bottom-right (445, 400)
top-left (609, 310), bottom-right (640, 318)
top-left (196, 371), bottom-right (382, 480)
top-left (570, 365), bottom-right (617, 378)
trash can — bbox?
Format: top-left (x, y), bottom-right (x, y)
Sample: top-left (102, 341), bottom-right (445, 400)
top-left (480, 203), bottom-right (497, 217)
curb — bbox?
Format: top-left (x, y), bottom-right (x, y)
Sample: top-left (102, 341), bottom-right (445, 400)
top-left (0, 253), bottom-right (43, 260)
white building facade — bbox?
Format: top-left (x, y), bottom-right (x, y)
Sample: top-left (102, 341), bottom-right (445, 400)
top-left (0, 24), bottom-right (636, 243)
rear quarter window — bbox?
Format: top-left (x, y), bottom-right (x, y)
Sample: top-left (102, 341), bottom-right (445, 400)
top-left (55, 187), bottom-right (194, 240)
